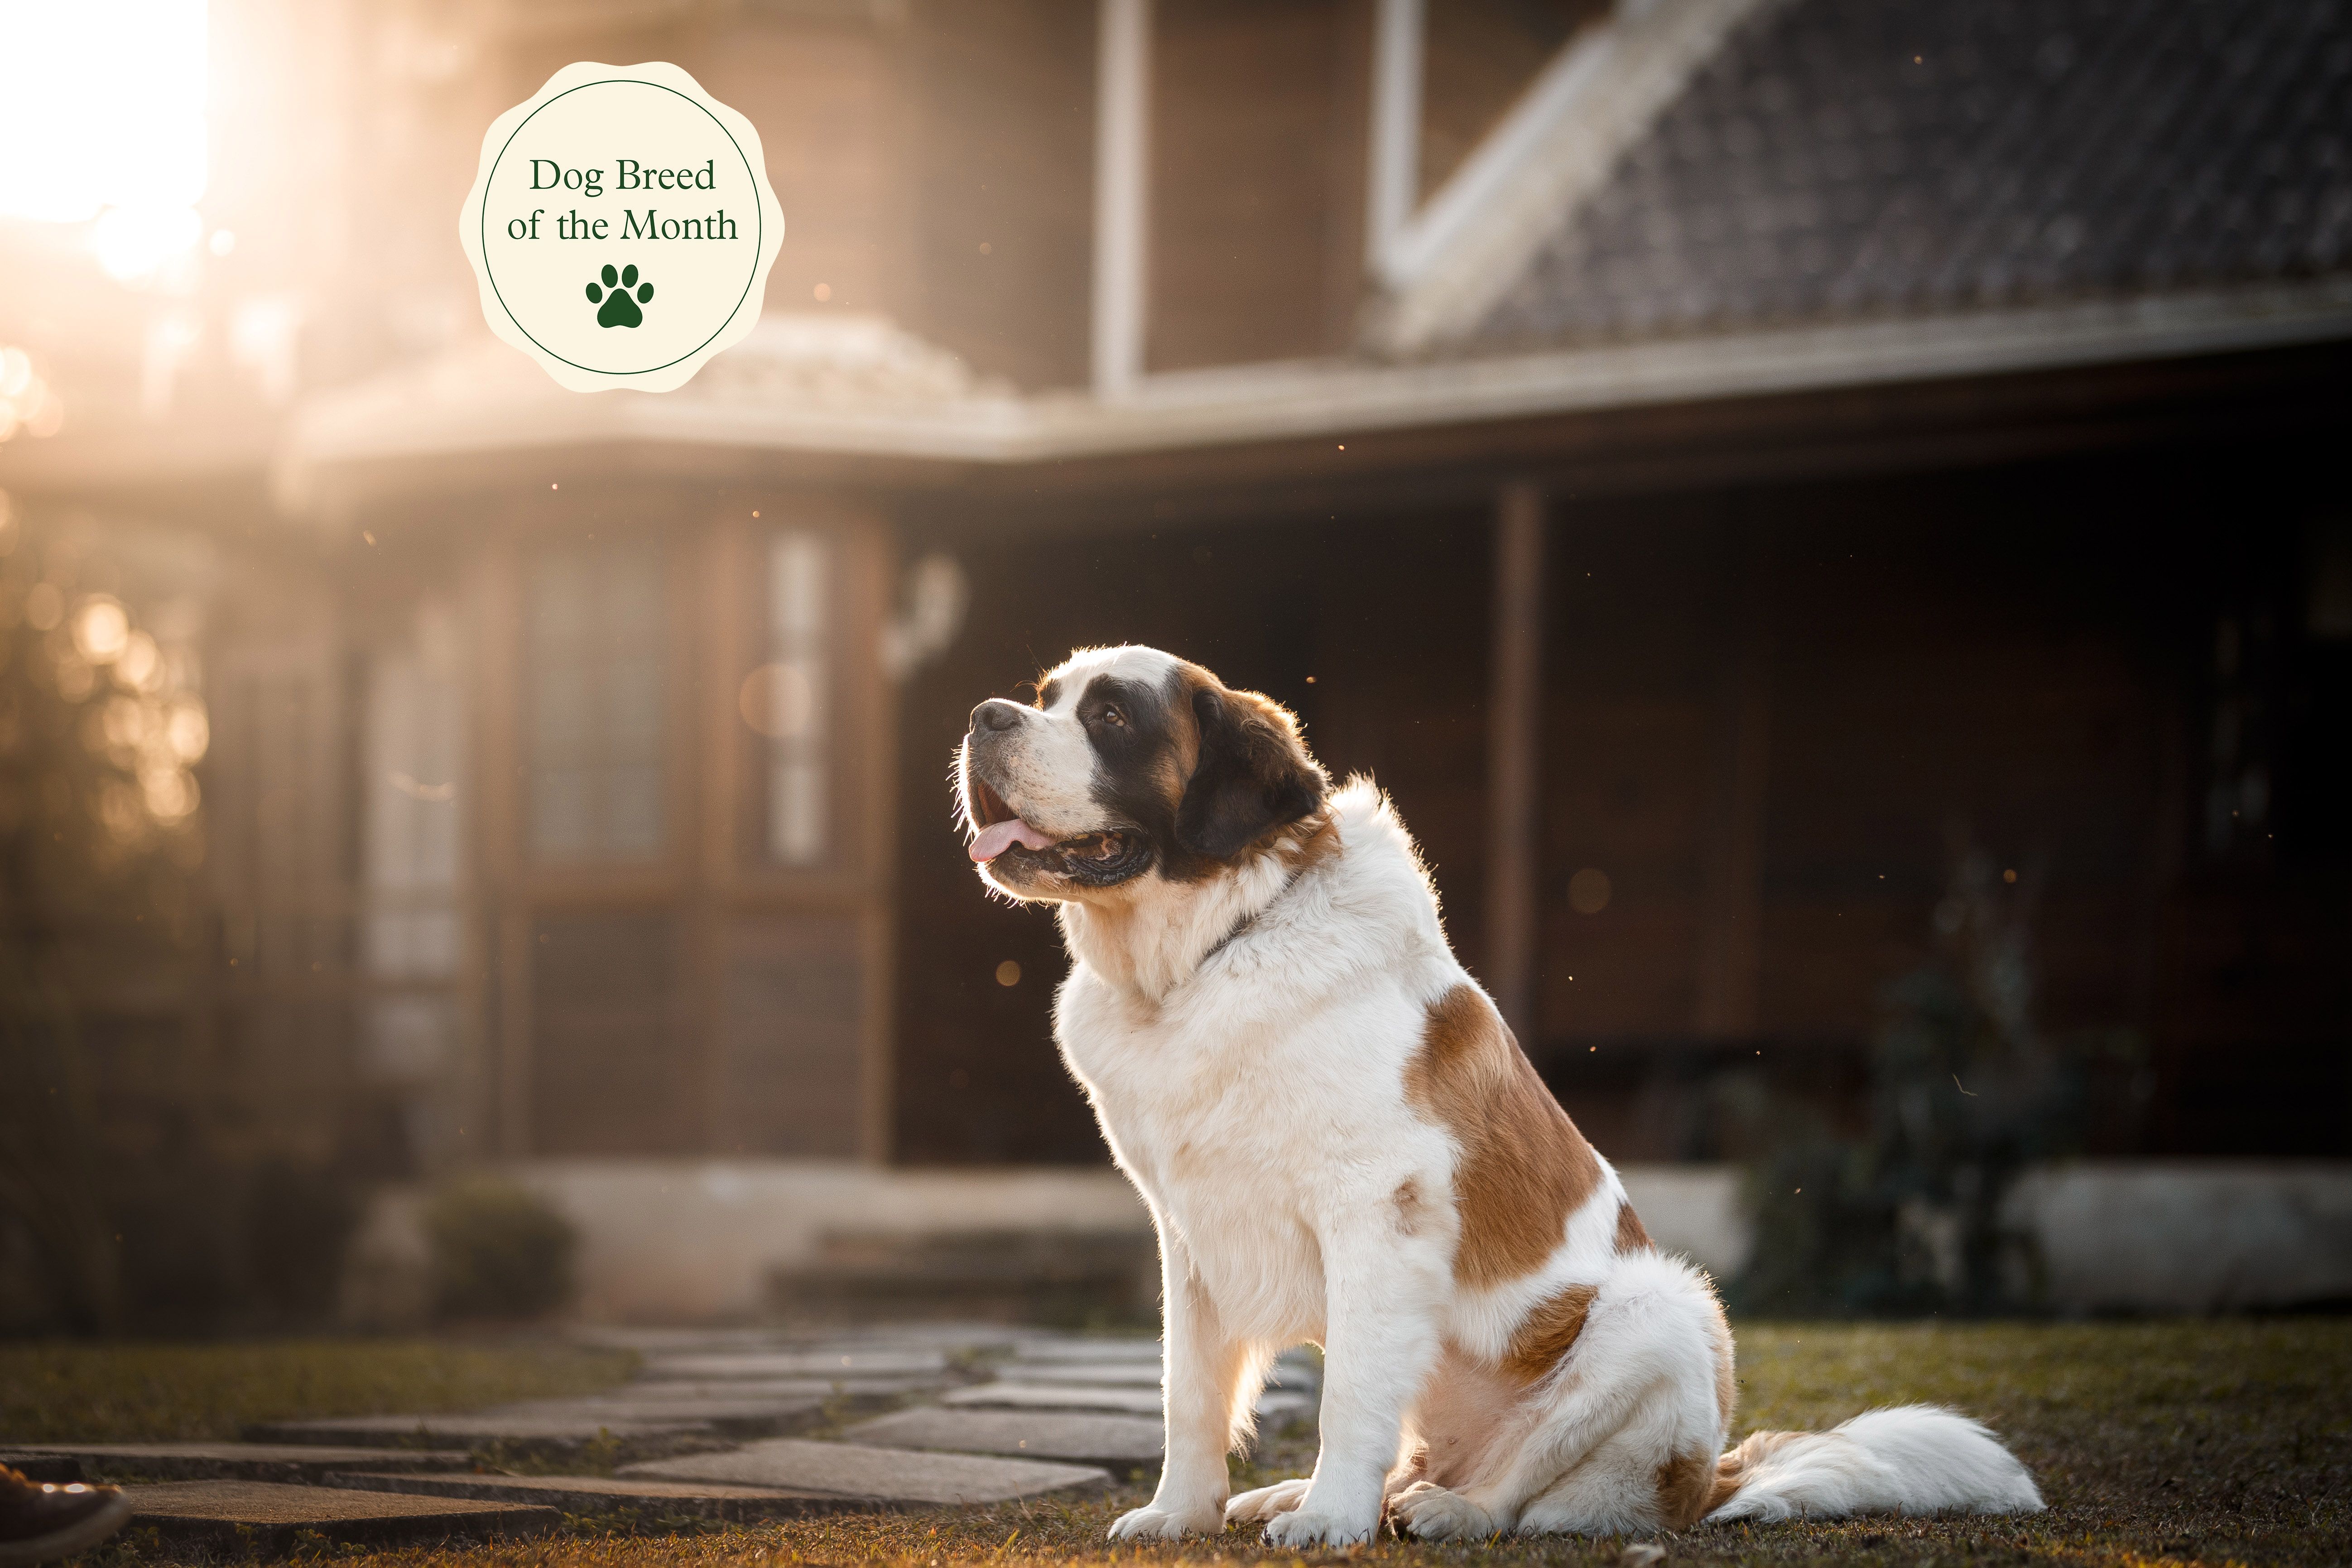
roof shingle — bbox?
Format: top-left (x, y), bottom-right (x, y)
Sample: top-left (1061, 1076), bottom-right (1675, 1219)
top-left (1469, 0), bottom-right (2352, 350)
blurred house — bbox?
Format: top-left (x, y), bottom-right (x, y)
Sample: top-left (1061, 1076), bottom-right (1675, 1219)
top-left (3, 0), bottom-right (2348, 1313)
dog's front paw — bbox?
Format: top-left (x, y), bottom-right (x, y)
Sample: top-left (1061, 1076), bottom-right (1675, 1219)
top-left (1261, 1504), bottom-right (1379, 1547)
top-left (1390, 1481), bottom-right (1497, 1542)
top-left (1225, 1478), bottom-right (1312, 1525)
top-left (1108, 1501), bottom-right (1224, 1540)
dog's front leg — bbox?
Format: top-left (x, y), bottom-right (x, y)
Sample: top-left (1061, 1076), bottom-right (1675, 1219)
top-left (1109, 1227), bottom-right (1248, 1539)
top-left (1260, 1219), bottom-right (1441, 1546)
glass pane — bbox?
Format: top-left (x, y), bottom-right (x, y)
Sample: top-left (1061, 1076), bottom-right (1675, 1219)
top-left (526, 541), bottom-right (667, 861)
top-left (764, 531), bottom-right (830, 866)
top-left (606, 763), bottom-right (665, 856)
top-left (770, 757), bottom-right (826, 864)
top-left (533, 765), bottom-right (593, 857)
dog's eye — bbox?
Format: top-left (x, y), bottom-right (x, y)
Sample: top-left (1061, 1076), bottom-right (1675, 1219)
top-left (1100, 705), bottom-right (1126, 728)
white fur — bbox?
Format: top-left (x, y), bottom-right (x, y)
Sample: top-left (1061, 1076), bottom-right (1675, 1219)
top-left (979, 648), bottom-right (2044, 1543)
top-left (1704, 1406), bottom-right (2046, 1523)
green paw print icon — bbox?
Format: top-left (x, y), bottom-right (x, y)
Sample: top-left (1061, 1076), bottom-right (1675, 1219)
top-left (587, 263), bottom-right (654, 328)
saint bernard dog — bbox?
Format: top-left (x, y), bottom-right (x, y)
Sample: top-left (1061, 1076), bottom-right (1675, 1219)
top-left (958, 645), bottom-right (2044, 1544)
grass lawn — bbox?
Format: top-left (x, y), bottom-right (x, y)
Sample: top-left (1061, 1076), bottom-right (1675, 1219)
top-left (0, 1340), bottom-right (637, 1445)
top-left (5, 1320), bottom-right (2345, 1568)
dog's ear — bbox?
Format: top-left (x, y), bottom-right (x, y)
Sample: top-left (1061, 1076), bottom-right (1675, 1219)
top-left (1175, 684), bottom-right (1327, 860)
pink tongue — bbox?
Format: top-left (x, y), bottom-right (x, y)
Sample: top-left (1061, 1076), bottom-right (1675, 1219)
top-left (970, 818), bottom-right (1058, 863)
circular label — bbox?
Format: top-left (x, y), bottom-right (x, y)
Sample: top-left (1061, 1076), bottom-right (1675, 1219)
top-left (459, 62), bottom-right (784, 392)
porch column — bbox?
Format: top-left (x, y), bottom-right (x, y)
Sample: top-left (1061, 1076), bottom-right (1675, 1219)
top-left (1092, 0), bottom-right (1151, 396)
top-left (1487, 481), bottom-right (1546, 1041)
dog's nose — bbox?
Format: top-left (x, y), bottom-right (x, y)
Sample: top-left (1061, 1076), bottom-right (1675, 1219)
top-left (971, 699), bottom-right (1025, 734)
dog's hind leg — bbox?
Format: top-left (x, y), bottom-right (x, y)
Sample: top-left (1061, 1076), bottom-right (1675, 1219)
top-left (1393, 1254), bottom-right (1733, 1539)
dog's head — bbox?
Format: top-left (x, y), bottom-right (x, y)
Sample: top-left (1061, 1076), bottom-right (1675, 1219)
top-left (958, 645), bottom-right (1328, 902)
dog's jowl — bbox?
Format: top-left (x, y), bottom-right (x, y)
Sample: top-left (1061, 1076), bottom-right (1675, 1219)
top-left (958, 645), bottom-right (2046, 1543)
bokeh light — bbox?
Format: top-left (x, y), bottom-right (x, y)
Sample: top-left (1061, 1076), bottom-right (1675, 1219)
top-left (0, 2), bottom-right (208, 224)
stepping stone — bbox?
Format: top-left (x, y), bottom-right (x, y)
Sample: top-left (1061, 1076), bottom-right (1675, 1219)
top-left (998, 1362), bottom-right (1161, 1388)
top-left (325, 1470), bottom-right (856, 1521)
top-left (843, 1409), bottom-right (1164, 1472)
top-left (1003, 1338), bottom-right (1161, 1364)
top-left (0, 1443), bottom-right (471, 1483)
top-left (570, 1327), bottom-right (789, 1354)
top-left (121, 1481), bottom-right (556, 1553)
top-left (943, 1383), bottom-right (1315, 1421)
top-left (624, 1438), bottom-right (1108, 1506)
top-left (245, 1412), bottom-right (716, 1463)
top-left (641, 1349), bottom-right (947, 1380)
top-left (484, 1395), bottom-right (824, 1437)
top-left (597, 1378), bottom-right (929, 1401)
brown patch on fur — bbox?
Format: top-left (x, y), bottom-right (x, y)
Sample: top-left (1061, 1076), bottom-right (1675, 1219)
top-left (1501, 1283), bottom-right (1597, 1383)
top-left (1274, 806), bottom-right (1340, 873)
top-left (1614, 1201), bottom-right (1653, 1253)
top-left (1656, 1450), bottom-right (1717, 1530)
top-left (1391, 1177), bottom-right (1427, 1236)
top-left (1407, 1343), bottom-right (1523, 1491)
top-left (1704, 1429), bottom-right (1808, 1517)
top-left (1405, 984), bottom-right (1605, 1288)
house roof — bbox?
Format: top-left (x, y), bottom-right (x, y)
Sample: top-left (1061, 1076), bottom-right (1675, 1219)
top-left (1463, 0), bottom-right (2352, 353)
top-left (239, 0), bottom-right (2352, 509)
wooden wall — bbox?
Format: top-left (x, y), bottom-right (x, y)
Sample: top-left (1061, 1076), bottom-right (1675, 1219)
top-left (893, 440), bottom-right (2352, 1164)
top-left (1145, 0), bottom-right (1372, 371)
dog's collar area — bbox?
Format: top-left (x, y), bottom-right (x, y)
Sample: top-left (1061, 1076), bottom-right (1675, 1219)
top-left (1197, 868), bottom-right (1301, 972)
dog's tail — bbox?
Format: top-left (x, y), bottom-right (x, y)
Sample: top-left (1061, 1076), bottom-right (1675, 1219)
top-left (1702, 1405), bottom-right (2044, 1524)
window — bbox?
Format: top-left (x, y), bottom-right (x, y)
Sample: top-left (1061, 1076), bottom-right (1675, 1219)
top-left (748, 529), bottom-right (832, 866)
top-left (528, 541), bottom-right (666, 862)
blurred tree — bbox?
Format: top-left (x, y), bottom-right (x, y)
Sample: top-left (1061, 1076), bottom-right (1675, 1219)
top-left (0, 491), bottom-right (209, 1332)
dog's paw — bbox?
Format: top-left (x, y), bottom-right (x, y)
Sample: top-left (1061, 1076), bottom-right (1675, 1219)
top-left (1390, 1481), bottom-right (1498, 1542)
top-left (1225, 1478), bottom-right (1312, 1525)
top-left (1261, 1505), bottom-right (1379, 1547)
top-left (1107, 1501), bottom-right (1223, 1540)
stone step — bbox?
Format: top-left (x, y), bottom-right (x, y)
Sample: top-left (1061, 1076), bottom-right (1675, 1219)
top-left (482, 1395), bottom-right (825, 1438)
top-left (121, 1480), bottom-right (557, 1553)
top-left (245, 1412), bottom-right (720, 1464)
top-left (941, 1382), bottom-right (1315, 1422)
top-left (594, 1378), bottom-right (931, 1402)
top-left (324, 1470), bottom-right (859, 1521)
top-left (0, 1443), bottom-right (472, 1484)
top-left (640, 1349), bottom-right (948, 1382)
top-left (997, 1337), bottom-right (1161, 1364)
top-left (842, 1409), bottom-right (1164, 1473)
top-left (623, 1438), bottom-right (1109, 1506)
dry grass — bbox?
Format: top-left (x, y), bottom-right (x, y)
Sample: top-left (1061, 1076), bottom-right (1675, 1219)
top-left (21, 1319), bottom-right (2350, 1568)
top-left (0, 1339), bottom-right (636, 1444)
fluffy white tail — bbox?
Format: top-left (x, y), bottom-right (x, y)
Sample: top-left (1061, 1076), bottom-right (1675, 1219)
top-left (1705, 1404), bottom-right (2045, 1523)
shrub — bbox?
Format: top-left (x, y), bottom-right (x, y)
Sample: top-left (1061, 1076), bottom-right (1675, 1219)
top-left (423, 1177), bottom-right (578, 1321)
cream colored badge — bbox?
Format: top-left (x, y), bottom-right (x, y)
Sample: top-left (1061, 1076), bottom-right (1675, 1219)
top-left (459, 62), bottom-right (784, 393)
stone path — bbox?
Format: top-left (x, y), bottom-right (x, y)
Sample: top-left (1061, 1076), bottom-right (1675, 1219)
top-left (623, 1438), bottom-right (1110, 1506)
top-left (120, 1481), bottom-right (557, 1552)
top-left (325, 1470), bottom-right (859, 1521)
top-left (0, 1443), bottom-right (472, 1483)
top-left (8, 1323), bottom-right (1320, 1555)
top-left (842, 1409), bottom-right (1165, 1470)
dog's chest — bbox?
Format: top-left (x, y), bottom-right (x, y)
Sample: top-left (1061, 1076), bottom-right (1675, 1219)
top-left (1061, 972), bottom-right (1427, 1333)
